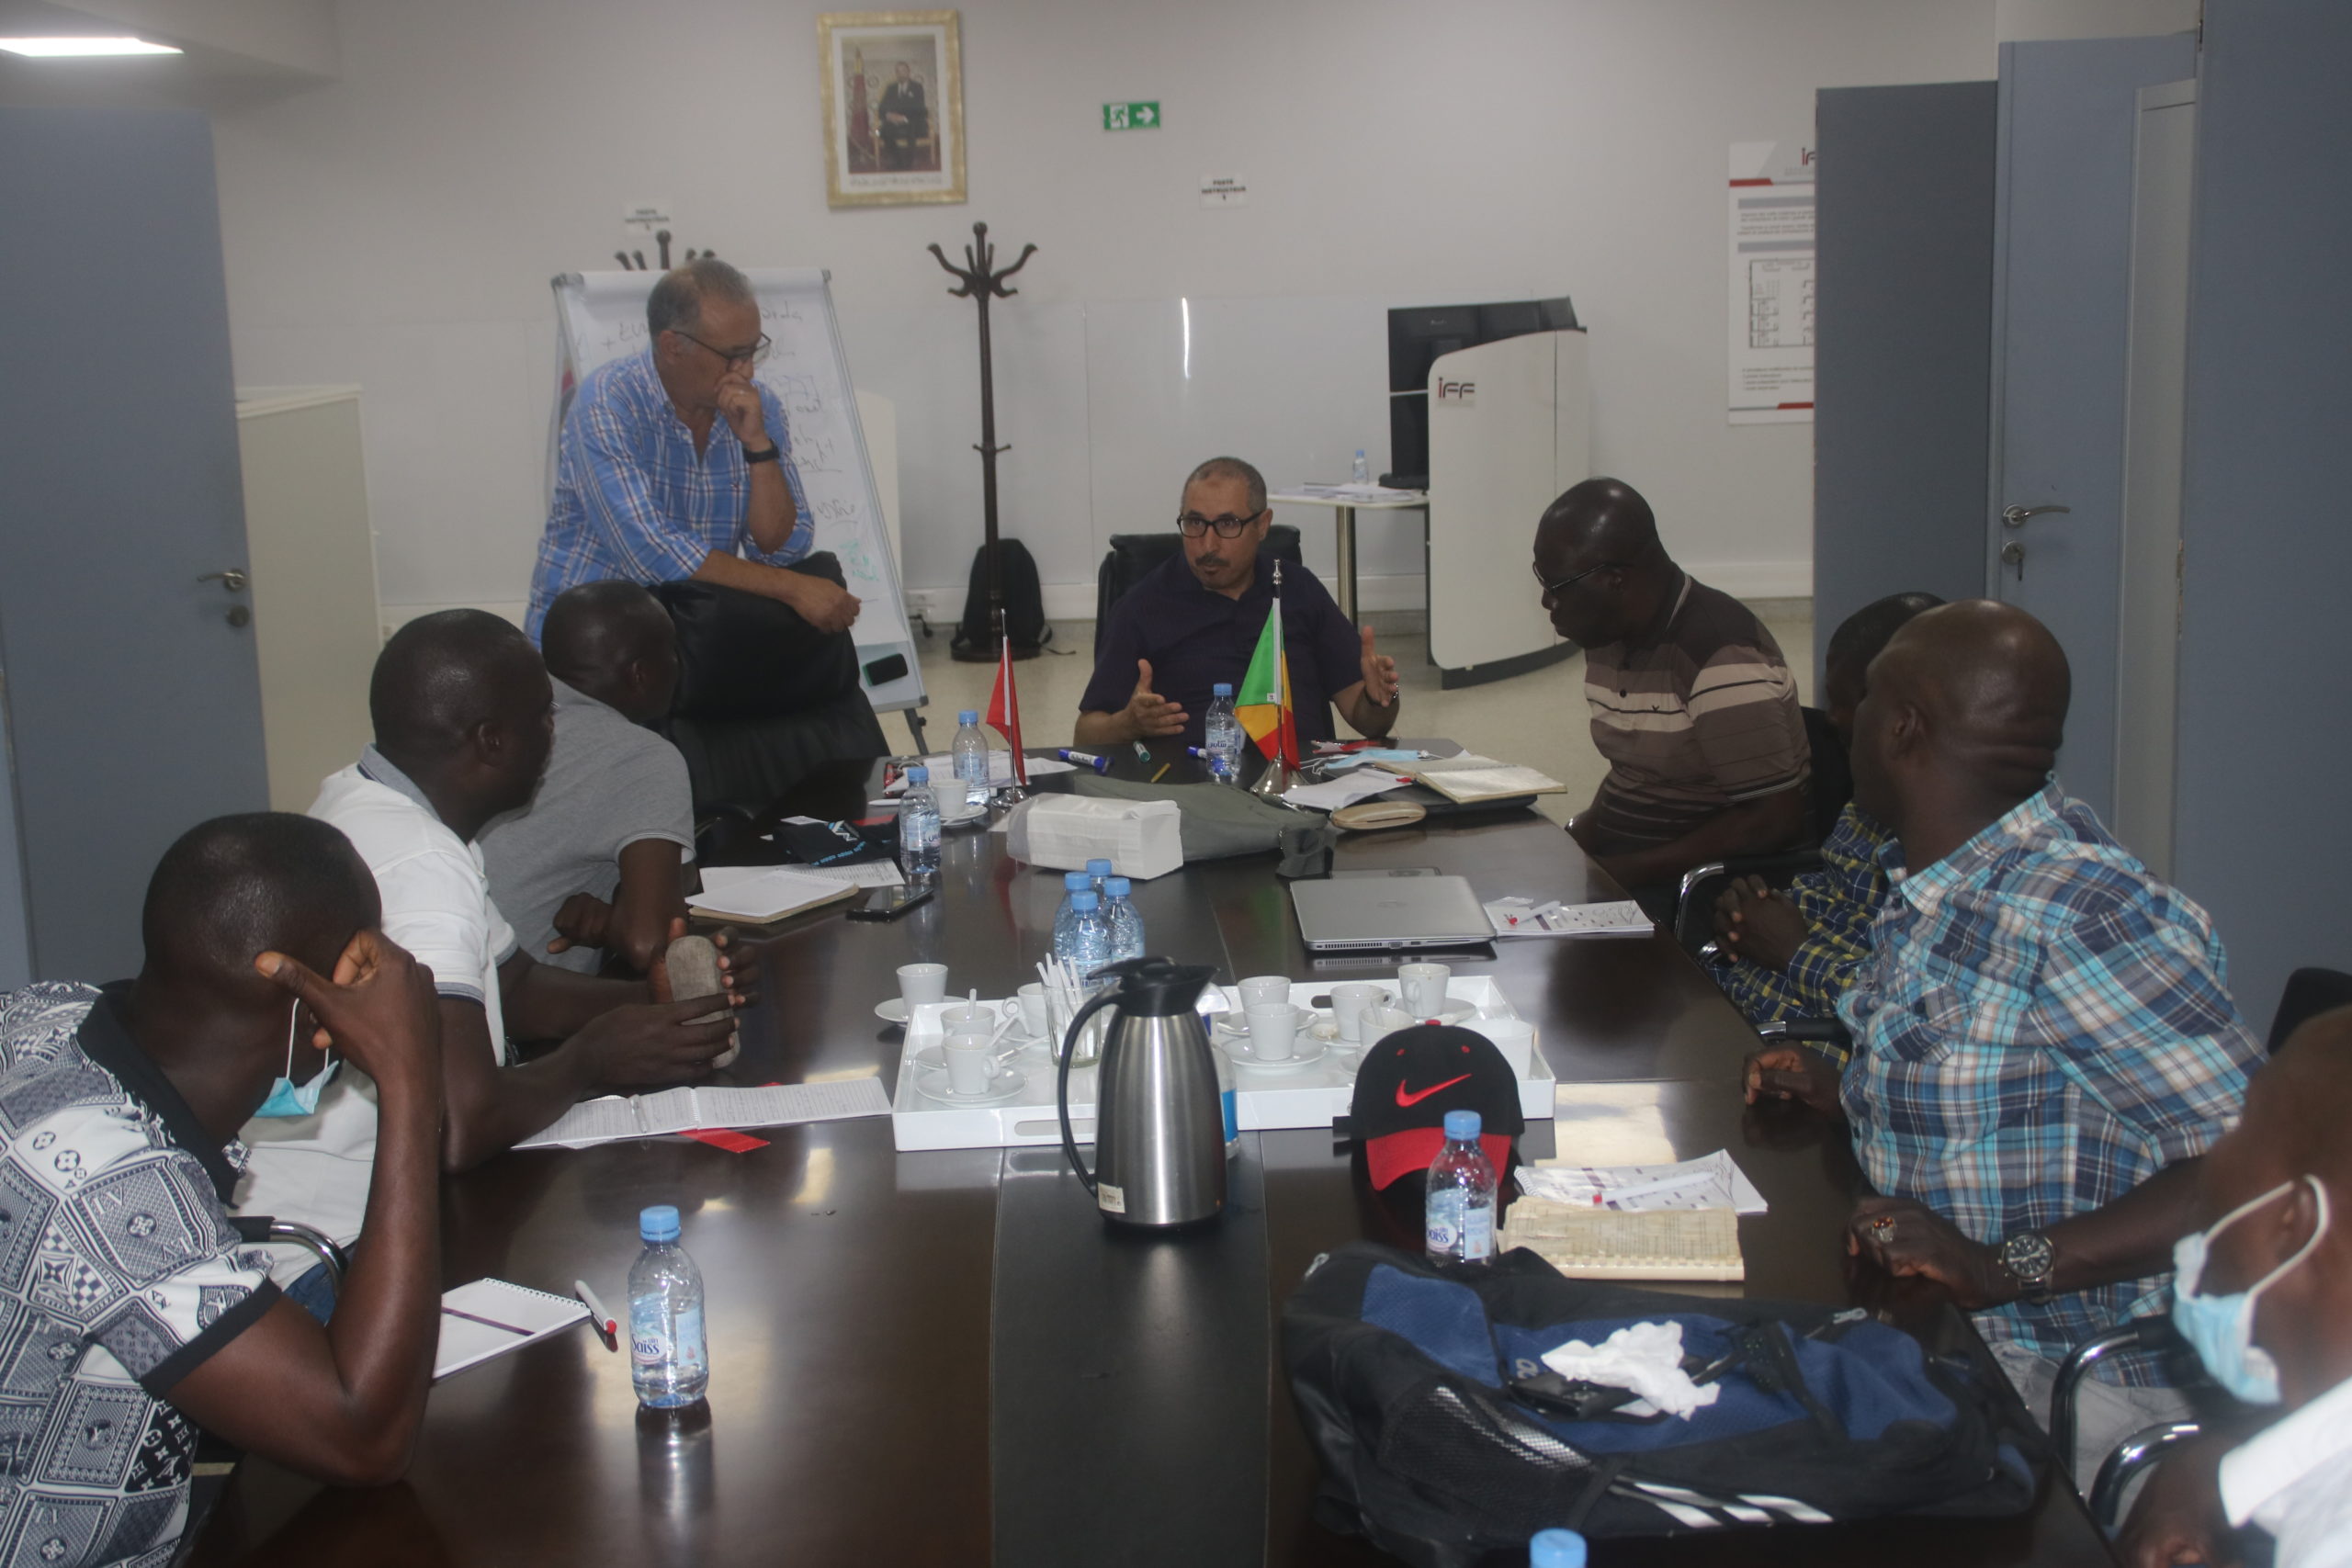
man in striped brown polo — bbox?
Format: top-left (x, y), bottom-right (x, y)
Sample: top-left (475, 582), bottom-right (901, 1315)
top-left (1532, 478), bottom-right (1810, 915)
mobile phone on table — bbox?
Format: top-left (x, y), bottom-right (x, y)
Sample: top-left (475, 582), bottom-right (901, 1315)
top-left (847, 885), bottom-right (933, 921)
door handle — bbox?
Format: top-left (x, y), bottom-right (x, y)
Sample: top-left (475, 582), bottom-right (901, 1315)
top-left (2000, 504), bottom-right (2071, 528)
top-left (198, 570), bottom-right (249, 592)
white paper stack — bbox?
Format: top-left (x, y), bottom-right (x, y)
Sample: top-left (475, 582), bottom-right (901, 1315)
top-left (1012, 795), bottom-right (1183, 880)
top-left (1517, 1150), bottom-right (1769, 1214)
top-left (1484, 898), bottom-right (1652, 938)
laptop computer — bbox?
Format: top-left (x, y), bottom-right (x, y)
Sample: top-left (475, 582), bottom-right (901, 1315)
top-left (1290, 873), bottom-right (1493, 953)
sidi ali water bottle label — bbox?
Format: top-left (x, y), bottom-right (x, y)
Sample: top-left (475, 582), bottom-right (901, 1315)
top-left (1098, 1181), bottom-right (1126, 1215)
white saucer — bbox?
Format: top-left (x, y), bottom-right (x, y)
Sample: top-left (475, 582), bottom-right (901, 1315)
top-left (1221, 1035), bottom-right (1329, 1069)
top-left (937, 800), bottom-right (989, 829)
top-left (875, 998), bottom-right (911, 1025)
top-left (912, 1063), bottom-right (1028, 1105)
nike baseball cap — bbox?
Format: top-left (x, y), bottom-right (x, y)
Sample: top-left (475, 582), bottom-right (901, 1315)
top-left (1346, 1023), bottom-right (1522, 1190)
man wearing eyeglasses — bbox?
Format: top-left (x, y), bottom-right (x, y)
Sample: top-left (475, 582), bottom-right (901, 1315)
top-left (1532, 477), bottom-right (1809, 912)
top-left (526, 258), bottom-right (861, 644)
top-left (1076, 457), bottom-right (1398, 750)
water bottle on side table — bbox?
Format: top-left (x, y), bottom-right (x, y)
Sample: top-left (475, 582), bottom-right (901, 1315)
top-left (1204, 683), bottom-right (1242, 784)
top-left (629, 1205), bottom-right (708, 1409)
top-left (950, 709), bottom-right (990, 807)
top-left (1051, 870), bottom-right (1091, 953)
top-left (1423, 1109), bottom-right (1497, 1266)
top-left (899, 766), bottom-right (941, 878)
top-left (1102, 875), bottom-right (1145, 963)
top-left (1351, 449), bottom-right (1370, 484)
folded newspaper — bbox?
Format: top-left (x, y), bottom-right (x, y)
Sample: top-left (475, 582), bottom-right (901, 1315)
top-left (517, 1079), bottom-right (890, 1151)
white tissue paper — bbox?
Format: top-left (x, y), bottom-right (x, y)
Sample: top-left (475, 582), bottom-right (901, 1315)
top-left (1538, 1320), bottom-right (1722, 1419)
top-left (1005, 795), bottom-right (1183, 880)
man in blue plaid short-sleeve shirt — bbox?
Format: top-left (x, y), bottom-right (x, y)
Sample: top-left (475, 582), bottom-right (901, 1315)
top-left (526, 258), bottom-right (860, 645)
top-left (1745, 601), bottom-right (2262, 1485)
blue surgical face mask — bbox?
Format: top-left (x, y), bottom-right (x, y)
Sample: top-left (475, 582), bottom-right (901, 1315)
top-left (253, 1000), bottom-right (339, 1120)
top-left (2170, 1175), bottom-right (2330, 1405)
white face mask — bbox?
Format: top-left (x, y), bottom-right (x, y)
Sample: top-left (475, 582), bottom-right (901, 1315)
top-left (2170, 1175), bottom-right (2331, 1405)
top-left (252, 999), bottom-right (339, 1120)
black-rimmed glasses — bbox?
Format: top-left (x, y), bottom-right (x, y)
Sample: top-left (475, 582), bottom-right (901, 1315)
top-left (1176, 509), bottom-right (1267, 538)
top-left (675, 330), bottom-right (773, 368)
top-left (1533, 559), bottom-right (1620, 597)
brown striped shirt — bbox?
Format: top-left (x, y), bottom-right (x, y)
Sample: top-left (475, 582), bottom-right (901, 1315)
top-left (1582, 574), bottom-right (1810, 852)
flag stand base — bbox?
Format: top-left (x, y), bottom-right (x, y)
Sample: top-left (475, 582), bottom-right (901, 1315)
top-left (1249, 758), bottom-right (1298, 801)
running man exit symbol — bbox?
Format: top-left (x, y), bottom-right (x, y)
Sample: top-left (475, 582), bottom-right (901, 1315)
top-left (1102, 101), bottom-right (1160, 130)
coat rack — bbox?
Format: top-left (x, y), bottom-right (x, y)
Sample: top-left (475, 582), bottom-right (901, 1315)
top-left (928, 221), bottom-right (1041, 660)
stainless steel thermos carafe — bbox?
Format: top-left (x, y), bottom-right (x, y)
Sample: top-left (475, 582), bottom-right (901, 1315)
top-left (1056, 957), bottom-right (1225, 1227)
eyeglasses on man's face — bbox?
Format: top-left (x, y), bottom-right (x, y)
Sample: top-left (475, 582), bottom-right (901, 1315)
top-left (675, 330), bottom-right (773, 368)
top-left (1176, 509), bottom-right (1267, 539)
top-left (1532, 559), bottom-right (1620, 598)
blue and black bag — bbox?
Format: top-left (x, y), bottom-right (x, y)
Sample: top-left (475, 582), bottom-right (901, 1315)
top-left (1283, 1243), bottom-right (2041, 1563)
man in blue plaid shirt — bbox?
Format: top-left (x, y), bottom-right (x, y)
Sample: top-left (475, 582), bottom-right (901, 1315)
top-left (526, 258), bottom-right (860, 645)
top-left (1744, 601), bottom-right (2263, 1485)
top-left (1713, 592), bottom-right (1943, 1035)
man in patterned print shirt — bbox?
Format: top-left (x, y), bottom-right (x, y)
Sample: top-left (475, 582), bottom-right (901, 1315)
top-left (526, 257), bottom-right (860, 644)
top-left (0, 814), bottom-right (444, 1567)
top-left (1532, 478), bottom-right (1811, 917)
top-left (1713, 592), bottom-right (1945, 1033)
top-left (1743, 601), bottom-right (2263, 1487)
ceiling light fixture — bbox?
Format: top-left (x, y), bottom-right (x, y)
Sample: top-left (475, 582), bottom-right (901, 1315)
top-left (0, 37), bottom-right (183, 58)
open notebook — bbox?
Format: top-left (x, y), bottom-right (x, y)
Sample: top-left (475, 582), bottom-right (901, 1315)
top-left (516, 1078), bottom-right (891, 1151)
top-left (435, 1279), bottom-right (589, 1379)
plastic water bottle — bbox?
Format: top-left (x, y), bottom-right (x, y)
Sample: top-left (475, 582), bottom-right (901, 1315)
top-left (899, 766), bottom-right (941, 878)
top-left (628, 1205), bottom-right (708, 1409)
top-left (1056, 889), bottom-right (1111, 984)
top-left (950, 709), bottom-right (990, 808)
top-left (1086, 858), bottom-right (1113, 899)
top-left (1530, 1529), bottom-right (1588, 1568)
top-left (1351, 448), bottom-right (1371, 484)
top-left (1102, 875), bottom-right (1145, 963)
top-left (1051, 870), bottom-right (1091, 954)
top-left (1203, 683), bottom-right (1242, 784)
top-left (1424, 1109), bottom-right (1497, 1266)
top-left (1213, 1042), bottom-right (1239, 1159)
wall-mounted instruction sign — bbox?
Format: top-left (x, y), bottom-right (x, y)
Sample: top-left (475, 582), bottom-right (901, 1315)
top-left (1102, 101), bottom-right (1160, 130)
top-left (1200, 173), bottom-right (1249, 209)
top-left (1726, 140), bottom-right (1815, 425)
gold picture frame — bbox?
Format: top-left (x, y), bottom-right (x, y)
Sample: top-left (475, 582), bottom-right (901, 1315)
top-left (820, 10), bottom-right (966, 209)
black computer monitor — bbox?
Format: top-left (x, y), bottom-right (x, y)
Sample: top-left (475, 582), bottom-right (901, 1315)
top-left (1384, 296), bottom-right (1577, 489)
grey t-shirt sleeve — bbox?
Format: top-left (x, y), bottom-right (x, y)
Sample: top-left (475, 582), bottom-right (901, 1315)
top-left (596, 728), bottom-right (696, 861)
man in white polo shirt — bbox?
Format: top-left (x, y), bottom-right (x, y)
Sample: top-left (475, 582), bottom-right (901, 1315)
top-left (238, 610), bottom-right (747, 1310)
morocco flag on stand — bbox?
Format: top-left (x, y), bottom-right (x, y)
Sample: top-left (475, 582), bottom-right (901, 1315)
top-left (1235, 596), bottom-right (1297, 768)
top-left (986, 634), bottom-right (1028, 784)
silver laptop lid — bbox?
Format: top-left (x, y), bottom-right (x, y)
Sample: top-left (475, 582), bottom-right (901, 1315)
top-left (1289, 874), bottom-right (1490, 952)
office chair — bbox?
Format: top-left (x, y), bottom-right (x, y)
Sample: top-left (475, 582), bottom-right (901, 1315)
top-left (1093, 525), bottom-right (1304, 629)
top-left (2268, 965), bottom-right (2352, 1052)
top-left (230, 1216), bottom-right (349, 1298)
top-left (2047, 1315), bottom-right (2219, 1531)
top-left (1671, 707), bottom-right (1848, 957)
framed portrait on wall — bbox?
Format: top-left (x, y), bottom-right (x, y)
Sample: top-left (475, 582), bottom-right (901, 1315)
top-left (820, 11), bottom-right (966, 208)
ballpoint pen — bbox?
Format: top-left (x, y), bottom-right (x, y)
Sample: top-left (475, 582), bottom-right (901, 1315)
top-left (573, 1280), bottom-right (619, 1350)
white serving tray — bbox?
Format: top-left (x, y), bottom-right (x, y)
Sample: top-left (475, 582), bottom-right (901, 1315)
top-left (887, 976), bottom-right (1551, 1152)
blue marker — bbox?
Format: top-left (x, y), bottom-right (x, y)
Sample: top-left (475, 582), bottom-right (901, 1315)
top-left (1055, 748), bottom-right (1114, 774)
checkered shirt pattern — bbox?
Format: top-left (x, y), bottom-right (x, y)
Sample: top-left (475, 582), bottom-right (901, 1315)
top-left (1837, 784), bottom-right (2261, 1383)
top-left (526, 349), bottom-right (815, 641)
top-left (1715, 801), bottom-right (1892, 1050)
top-left (0, 983), bottom-right (277, 1567)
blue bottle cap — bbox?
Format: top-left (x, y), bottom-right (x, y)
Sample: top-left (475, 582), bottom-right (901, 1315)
top-left (1442, 1109), bottom-right (1481, 1142)
top-left (1087, 858), bottom-right (1113, 876)
top-left (1530, 1529), bottom-right (1587, 1568)
top-left (1104, 876), bottom-right (1131, 897)
top-left (1070, 890), bottom-right (1099, 911)
top-left (1213, 682), bottom-right (1233, 696)
top-left (906, 765), bottom-right (928, 784)
top-left (1065, 871), bottom-right (1092, 891)
top-left (639, 1204), bottom-right (682, 1244)
top-left (958, 709), bottom-right (979, 724)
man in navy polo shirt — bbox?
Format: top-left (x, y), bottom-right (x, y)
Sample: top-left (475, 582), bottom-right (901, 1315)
top-left (1077, 456), bottom-right (1399, 751)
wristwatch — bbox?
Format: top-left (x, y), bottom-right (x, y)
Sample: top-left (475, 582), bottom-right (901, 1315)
top-left (743, 445), bottom-right (781, 465)
top-left (1996, 1231), bottom-right (2057, 1303)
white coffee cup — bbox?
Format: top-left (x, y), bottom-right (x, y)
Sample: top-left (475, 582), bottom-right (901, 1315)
top-left (943, 1032), bottom-right (997, 1095)
top-left (941, 998), bottom-right (996, 1033)
top-left (1362, 1005), bottom-right (1418, 1042)
top-left (1330, 983), bottom-right (1385, 1043)
top-left (898, 963), bottom-right (949, 1009)
top-left (1015, 983), bottom-right (1049, 1040)
top-left (1477, 1018), bottom-right (1538, 1077)
top-left (1245, 1003), bottom-right (1300, 1062)
top-left (1238, 975), bottom-right (1292, 1011)
top-left (1397, 963), bottom-right (1452, 1018)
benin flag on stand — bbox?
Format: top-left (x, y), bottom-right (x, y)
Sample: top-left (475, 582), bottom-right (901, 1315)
top-left (985, 635), bottom-right (1028, 784)
top-left (1235, 598), bottom-right (1296, 767)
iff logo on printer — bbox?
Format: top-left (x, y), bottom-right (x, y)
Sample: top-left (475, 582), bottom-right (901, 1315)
top-left (1434, 378), bottom-right (1476, 405)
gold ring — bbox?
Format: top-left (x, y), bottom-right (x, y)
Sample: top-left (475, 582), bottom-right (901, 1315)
top-left (1871, 1216), bottom-right (1895, 1235)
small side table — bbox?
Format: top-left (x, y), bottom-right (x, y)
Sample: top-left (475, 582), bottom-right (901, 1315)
top-left (1267, 490), bottom-right (1430, 623)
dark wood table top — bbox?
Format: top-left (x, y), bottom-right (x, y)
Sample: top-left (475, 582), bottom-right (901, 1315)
top-left (187, 755), bottom-right (2114, 1568)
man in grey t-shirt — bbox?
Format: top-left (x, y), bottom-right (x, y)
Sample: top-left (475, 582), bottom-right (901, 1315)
top-left (481, 582), bottom-right (694, 974)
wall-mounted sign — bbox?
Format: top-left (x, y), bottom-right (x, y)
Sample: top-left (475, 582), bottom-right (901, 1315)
top-left (623, 204), bottom-right (670, 233)
top-left (1726, 140), bottom-right (1815, 424)
top-left (1102, 101), bottom-right (1160, 130)
top-left (1200, 173), bottom-right (1248, 209)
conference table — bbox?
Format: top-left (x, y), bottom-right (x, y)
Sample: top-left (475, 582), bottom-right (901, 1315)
top-left (185, 751), bottom-right (2118, 1568)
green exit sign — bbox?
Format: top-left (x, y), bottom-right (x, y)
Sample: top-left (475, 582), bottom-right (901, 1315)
top-left (1102, 101), bottom-right (1160, 131)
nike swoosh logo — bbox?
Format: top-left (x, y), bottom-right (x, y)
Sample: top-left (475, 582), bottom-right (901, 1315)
top-left (1395, 1073), bottom-right (1472, 1108)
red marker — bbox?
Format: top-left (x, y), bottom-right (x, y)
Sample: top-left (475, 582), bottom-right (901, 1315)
top-left (573, 1280), bottom-right (619, 1350)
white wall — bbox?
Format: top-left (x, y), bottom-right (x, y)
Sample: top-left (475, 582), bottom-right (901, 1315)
top-left (209, 0), bottom-right (1993, 615)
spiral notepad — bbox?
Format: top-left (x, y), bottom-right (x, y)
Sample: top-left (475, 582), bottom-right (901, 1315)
top-left (435, 1279), bottom-right (591, 1379)
top-left (1498, 1201), bottom-right (1745, 1281)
